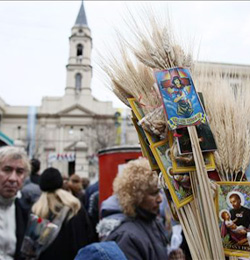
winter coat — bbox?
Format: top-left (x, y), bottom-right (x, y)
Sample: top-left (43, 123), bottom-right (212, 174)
top-left (100, 194), bottom-right (125, 220)
top-left (96, 194), bottom-right (125, 241)
top-left (20, 181), bottom-right (41, 214)
top-left (15, 198), bottom-right (29, 260)
top-left (85, 181), bottom-right (98, 211)
top-left (105, 207), bottom-right (169, 260)
top-left (38, 206), bottom-right (95, 260)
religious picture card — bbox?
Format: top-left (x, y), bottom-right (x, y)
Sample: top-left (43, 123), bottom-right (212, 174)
top-left (175, 122), bottom-right (217, 155)
top-left (154, 67), bottom-right (206, 130)
top-left (168, 131), bottom-right (216, 174)
top-left (131, 115), bottom-right (159, 171)
top-left (175, 91), bottom-right (217, 155)
top-left (215, 182), bottom-right (250, 258)
top-left (127, 98), bottom-right (145, 121)
top-left (127, 97), bottom-right (161, 144)
top-left (150, 139), bottom-right (193, 208)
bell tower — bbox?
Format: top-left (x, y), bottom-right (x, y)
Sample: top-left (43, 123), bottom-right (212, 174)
top-left (65, 1), bottom-right (92, 96)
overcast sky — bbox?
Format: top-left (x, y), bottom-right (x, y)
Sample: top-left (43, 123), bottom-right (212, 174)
top-left (0, 1), bottom-right (250, 108)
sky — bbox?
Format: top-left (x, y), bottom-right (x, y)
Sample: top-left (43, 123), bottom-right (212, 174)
top-left (0, 1), bottom-right (250, 108)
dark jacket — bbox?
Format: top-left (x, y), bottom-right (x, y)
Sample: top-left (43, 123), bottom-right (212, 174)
top-left (30, 174), bottom-right (40, 185)
top-left (85, 181), bottom-right (98, 210)
top-left (20, 181), bottom-right (41, 214)
top-left (97, 194), bottom-right (125, 240)
top-left (230, 205), bottom-right (250, 228)
top-left (15, 198), bottom-right (29, 260)
top-left (105, 208), bottom-right (169, 260)
top-left (38, 206), bottom-right (95, 260)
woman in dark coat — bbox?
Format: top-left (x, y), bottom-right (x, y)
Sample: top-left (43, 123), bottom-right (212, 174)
top-left (21, 167), bottom-right (94, 260)
top-left (105, 158), bottom-right (185, 260)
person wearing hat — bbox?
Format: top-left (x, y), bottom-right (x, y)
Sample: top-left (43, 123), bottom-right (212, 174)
top-left (21, 167), bottom-right (95, 260)
top-left (75, 241), bottom-right (127, 260)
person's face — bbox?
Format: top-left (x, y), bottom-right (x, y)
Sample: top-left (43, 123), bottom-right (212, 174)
top-left (0, 158), bottom-right (26, 198)
top-left (139, 186), bottom-right (162, 215)
top-left (230, 196), bottom-right (241, 210)
top-left (69, 177), bottom-right (82, 193)
top-left (223, 212), bottom-right (230, 220)
top-left (174, 78), bottom-right (181, 88)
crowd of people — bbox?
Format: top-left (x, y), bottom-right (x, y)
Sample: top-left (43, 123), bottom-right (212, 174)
top-left (0, 145), bottom-right (188, 260)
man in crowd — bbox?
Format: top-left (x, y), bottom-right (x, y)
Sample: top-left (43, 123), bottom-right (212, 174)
top-left (0, 146), bottom-right (30, 260)
top-left (20, 158), bottom-right (41, 213)
top-left (68, 174), bottom-right (85, 205)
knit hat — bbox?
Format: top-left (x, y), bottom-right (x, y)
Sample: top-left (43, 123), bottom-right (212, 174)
top-left (75, 241), bottom-right (127, 260)
top-left (39, 167), bottom-right (63, 192)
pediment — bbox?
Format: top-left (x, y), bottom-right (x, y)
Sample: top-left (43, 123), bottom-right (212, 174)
top-left (57, 104), bottom-right (95, 116)
top-left (64, 141), bottom-right (77, 151)
top-left (66, 108), bottom-right (88, 115)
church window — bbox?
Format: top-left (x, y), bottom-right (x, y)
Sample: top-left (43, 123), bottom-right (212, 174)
top-left (77, 44), bottom-right (83, 56)
top-left (75, 73), bottom-right (82, 90)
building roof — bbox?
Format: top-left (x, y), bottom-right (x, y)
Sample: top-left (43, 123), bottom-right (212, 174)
top-left (75, 1), bottom-right (88, 26)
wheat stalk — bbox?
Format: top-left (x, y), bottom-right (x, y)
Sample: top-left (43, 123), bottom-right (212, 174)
top-left (194, 64), bottom-right (250, 181)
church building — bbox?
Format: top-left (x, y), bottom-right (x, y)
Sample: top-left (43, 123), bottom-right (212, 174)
top-left (0, 2), bottom-right (138, 179)
top-left (0, 2), bottom-right (250, 180)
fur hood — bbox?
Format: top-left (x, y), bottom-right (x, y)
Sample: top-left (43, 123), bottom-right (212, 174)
top-left (97, 194), bottom-right (125, 240)
top-left (96, 218), bottom-right (122, 240)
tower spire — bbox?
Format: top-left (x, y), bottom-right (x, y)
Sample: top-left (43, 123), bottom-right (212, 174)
top-left (75, 0), bottom-right (88, 26)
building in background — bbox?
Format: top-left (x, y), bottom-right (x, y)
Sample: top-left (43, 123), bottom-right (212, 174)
top-left (0, 3), bottom-right (250, 180)
top-left (0, 2), bottom-right (138, 180)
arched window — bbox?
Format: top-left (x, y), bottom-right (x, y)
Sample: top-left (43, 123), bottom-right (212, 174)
top-left (75, 73), bottom-right (82, 91)
top-left (77, 44), bottom-right (83, 56)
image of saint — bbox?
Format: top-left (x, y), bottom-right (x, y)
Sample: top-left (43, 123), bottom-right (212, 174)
top-left (229, 193), bottom-right (250, 229)
top-left (162, 76), bottom-right (193, 118)
top-left (220, 192), bottom-right (250, 247)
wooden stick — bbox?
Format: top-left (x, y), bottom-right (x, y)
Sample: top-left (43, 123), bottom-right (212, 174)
top-left (189, 174), bottom-right (212, 258)
top-left (188, 126), bottom-right (225, 259)
top-left (195, 131), bottom-right (224, 259)
top-left (185, 204), bottom-right (209, 259)
top-left (177, 207), bottom-right (200, 259)
top-left (192, 136), bottom-right (224, 259)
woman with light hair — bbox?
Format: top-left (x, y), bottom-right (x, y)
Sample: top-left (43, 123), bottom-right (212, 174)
top-left (21, 167), bottom-right (94, 260)
top-left (105, 157), bottom-right (185, 260)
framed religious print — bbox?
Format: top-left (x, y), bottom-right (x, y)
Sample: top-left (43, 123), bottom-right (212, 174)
top-left (168, 131), bottom-right (216, 174)
top-left (154, 67), bottom-right (206, 130)
top-left (150, 139), bottom-right (193, 208)
top-left (131, 115), bottom-right (159, 170)
top-left (127, 98), bottom-right (145, 121)
top-left (174, 91), bottom-right (217, 154)
top-left (175, 122), bottom-right (217, 155)
top-left (215, 182), bottom-right (250, 258)
top-left (127, 97), bottom-right (161, 144)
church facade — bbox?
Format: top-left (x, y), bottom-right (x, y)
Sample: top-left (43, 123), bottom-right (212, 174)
top-left (0, 3), bottom-right (138, 179)
top-left (0, 3), bottom-right (250, 180)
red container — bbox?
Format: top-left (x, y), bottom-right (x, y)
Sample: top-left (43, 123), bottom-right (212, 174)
top-left (98, 145), bottom-right (142, 206)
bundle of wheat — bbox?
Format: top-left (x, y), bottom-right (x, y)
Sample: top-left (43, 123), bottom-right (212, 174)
top-left (98, 42), bottom-right (167, 136)
top-left (98, 4), bottom-right (244, 260)
top-left (194, 66), bottom-right (250, 182)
